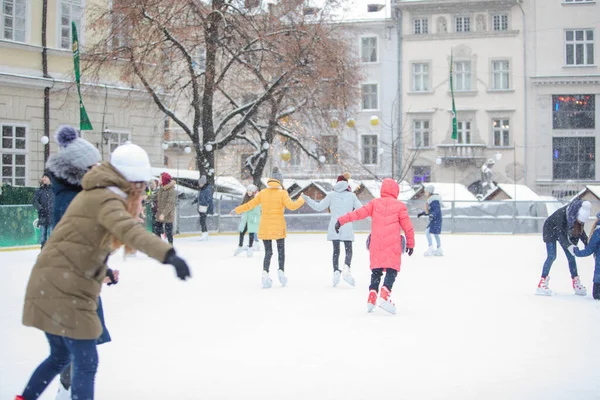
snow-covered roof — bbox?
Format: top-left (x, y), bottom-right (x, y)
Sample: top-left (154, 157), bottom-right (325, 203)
top-left (582, 185), bottom-right (600, 199)
top-left (359, 180), bottom-right (415, 201)
top-left (496, 184), bottom-right (541, 201)
top-left (151, 167), bottom-right (246, 195)
top-left (414, 182), bottom-right (477, 202)
top-left (331, 0), bottom-right (393, 22)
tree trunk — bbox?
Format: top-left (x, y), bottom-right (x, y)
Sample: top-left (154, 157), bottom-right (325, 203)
top-left (42, 0), bottom-right (50, 164)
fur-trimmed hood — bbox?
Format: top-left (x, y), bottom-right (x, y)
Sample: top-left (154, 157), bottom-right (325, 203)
top-left (45, 151), bottom-right (89, 186)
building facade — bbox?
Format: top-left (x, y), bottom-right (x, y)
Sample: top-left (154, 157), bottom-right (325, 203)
top-left (0, 0), bottom-right (165, 187)
top-left (524, 0), bottom-right (600, 198)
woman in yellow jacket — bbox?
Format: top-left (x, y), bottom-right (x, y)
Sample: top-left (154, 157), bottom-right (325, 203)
top-left (232, 168), bottom-right (304, 288)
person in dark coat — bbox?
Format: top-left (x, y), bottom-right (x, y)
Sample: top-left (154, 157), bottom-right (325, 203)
top-left (192, 175), bottom-right (214, 241)
top-left (418, 185), bottom-right (443, 257)
top-left (537, 199), bottom-right (591, 296)
top-left (43, 125), bottom-right (113, 398)
top-left (572, 212), bottom-right (600, 300)
top-left (32, 174), bottom-right (54, 248)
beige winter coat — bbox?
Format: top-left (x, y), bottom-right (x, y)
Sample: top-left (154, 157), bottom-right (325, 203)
top-left (22, 163), bottom-right (173, 340)
top-left (157, 181), bottom-right (177, 223)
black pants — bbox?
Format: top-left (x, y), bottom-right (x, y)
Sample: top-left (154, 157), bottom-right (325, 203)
top-left (369, 268), bottom-right (398, 292)
top-left (199, 213), bottom-right (207, 232)
top-left (239, 224), bottom-right (255, 247)
top-left (152, 220), bottom-right (163, 236)
top-left (155, 222), bottom-right (173, 244)
top-left (263, 239), bottom-right (285, 272)
top-left (332, 240), bottom-right (353, 271)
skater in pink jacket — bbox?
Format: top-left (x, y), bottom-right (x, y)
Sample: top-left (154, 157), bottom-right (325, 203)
top-left (336, 178), bottom-right (415, 314)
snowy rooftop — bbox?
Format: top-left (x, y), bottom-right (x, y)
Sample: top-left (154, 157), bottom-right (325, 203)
top-left (359, 180), bottom-right (416, 201)
top-left (496, 184), bottom-right (541, 201)
top-left (414, 182), bottom-right (477, 202)
top-left (151, 167), bottom-right (246, 195)
top-left (573, 185), bottom-right (600, 200)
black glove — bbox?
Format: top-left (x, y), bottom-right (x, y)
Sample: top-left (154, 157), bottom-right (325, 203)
top-left (163, 250), bottom-right (191, 281)
top-left (106, 268), bottom-right (118, 286)
top-left (334, 221), bottom-right (341, 233)
top-left (406, 247), bottom-right (414, 256)
top-left (417, 212), bottom-right (427, 218)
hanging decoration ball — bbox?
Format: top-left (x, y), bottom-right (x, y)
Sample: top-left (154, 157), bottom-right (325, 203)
top-left (161, 142), bottom-right (169, 150)
top-left (280, 150), bottom-right (291, 162)
top-left (330, 119), bottom-right (340, 129)
top-left (370, 116), bottom-right (380, 126)
top-left (184, 146), bottom-right (192, 154)
top-left (263, 142), bottom-right (270, 150)
top-left (318, 155), bottom-right (326, 163)
top-left (436, 156), bottom-right (443, 165)
top-left (378, 147), bottom-right (384, 155)
top-left (280, 115), bottom-right (290, 124)
top-left (40, 136), bottom-right (50, 145)
top-left (205, 144), bottom-right (213, 152)
top-left (346, 118), bottom-right (356, 128)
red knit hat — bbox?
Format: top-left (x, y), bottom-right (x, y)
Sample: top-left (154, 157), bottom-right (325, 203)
top-left (337, 175), bottom-right (347, 182)
top-left (161, 172), bottom-right (172, 186)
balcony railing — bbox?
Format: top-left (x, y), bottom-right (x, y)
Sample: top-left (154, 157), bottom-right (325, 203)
top-left (437, 143), bottom-right (487, 167)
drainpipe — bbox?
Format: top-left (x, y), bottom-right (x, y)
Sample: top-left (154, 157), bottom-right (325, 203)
top-left (42, 0), bottom-right (50, 165)
top-left (395, 7), bottom-right (403, 180)
top-left (518, 0), bottom-right (528, 186)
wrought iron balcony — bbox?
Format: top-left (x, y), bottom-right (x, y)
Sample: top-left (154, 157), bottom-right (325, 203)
top-left (437, 143), bottom-right (487, 167)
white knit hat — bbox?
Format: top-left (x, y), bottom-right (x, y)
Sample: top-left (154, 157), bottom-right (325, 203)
top-left (247, 184), bottom-right (258, 193)
top-left (424, 185), bottom-right (435, 194)
top-left (110, 143), bottom-right (152, 182)
top-left (577, 201), bottom-right (592, 223)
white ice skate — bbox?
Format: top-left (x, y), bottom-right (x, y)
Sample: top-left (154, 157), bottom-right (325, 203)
top-left (199, 232), bottom-right (209, 241)
top-left (378, 287), bottom-right (396, 314)
top-left (55, 382), bottom-right (71, 400)
top-left (277, 269), bottom-right (288, 287)
top-left (253, 241), bottom-right (261, 251)
top-left (536, 277), bottom-right (552, 296)
top-left (247, 247), bottom-right (254, 258)
top-left (572, 276), bottom-right (587, 296)
top-left (262, 271), bottom-right (272, 289)
top-left (424, 246), bottom-right (435, 257)
top-left (333, 270), bottom-right (341, 287)
top-left (234, 246), bottom-right (246, 256)
top-left (342, 265), bottom-right (355, 286)
top-left (434, 247), bottom-right (443, 256)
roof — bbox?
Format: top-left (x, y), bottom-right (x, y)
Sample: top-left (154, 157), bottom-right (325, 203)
top-left (332, 0), bottom-right (393, 22)
top-left (359, 180), bottom-right (416, 201)
top-left (495, 184), bottom-right (541, 201)
top-left (575, 185), bottom-right (600, 200)
top-left (413, 182), bottom-right (477, 202)
top-left (151, 167), bottom-right (246, 195)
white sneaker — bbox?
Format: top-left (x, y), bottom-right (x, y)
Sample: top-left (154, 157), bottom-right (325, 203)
top-left (277, 269), bottom-right (287, 287)
top-left (55, 382), bottom-right (71, 400)
top-left (247, 248), bottom-right (254, 258)
top-left (262, 271), bottom-right (272, 289)
top-left (573, 277), bottom-right (587, 296)
top-left (424, 246), bottom-right (435, 257)
top-left (234, 246), bottom-right (245, 256)
top-left (333, 270), bottom-right (341, 287)
top-left (342, 265), bottom-right (355, 286)
top-left (434, 247), bottom-right (443, 256)
top-left (536, 277), bottom-right (552, 296)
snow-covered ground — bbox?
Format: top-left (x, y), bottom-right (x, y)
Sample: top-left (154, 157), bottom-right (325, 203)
top-left (1, 234), bottom-right (599, 400)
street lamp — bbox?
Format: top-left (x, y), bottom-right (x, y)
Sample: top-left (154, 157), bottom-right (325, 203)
top-left (161, 142), bottom-right (169, 150)
top-left (436, 156), bottom-right (442, 165)
top-left (495, 151), bottom-right (502, 161)
top-left (41, 135), bottom-right (50, 164)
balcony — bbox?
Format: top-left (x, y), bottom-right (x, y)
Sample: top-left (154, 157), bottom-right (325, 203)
top-left (437, 143), bottom-right (487, 168)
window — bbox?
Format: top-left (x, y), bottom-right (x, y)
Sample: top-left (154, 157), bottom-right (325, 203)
top-left (107, 131), bottom-right (130, 153)
top-left (563, 0), bottom-right (595, 3)
top-left (1, 124), bottom-right (27, 186)
top-left (360, 36), bottom-right (378, 63)
top-left (193, 47), bottom-right (206, 73)
top-left (413, 120), bottom-right (430, 147)
top-left (552, 95), bottom-right (595, 129)
top-left (455, 16), bottom-right (470, 32)
top-left (413, 18), bottom-right (428, 34)
top-left (361, 84), bottom-right (378, 110)
top-left (241, 153), bottom-right (253, 179)
top-left (492, 119), bottom-right (510, 147)
top-left (60, 0), bottom-right (83, 50)
top-left (362, 135), bottom-right (378, 165)
top-left (109, 0), bottom-right (129, 50)
top-left (412, 63), bottom-right (430, 92)
top-left (454, 61), bottom-right (472, 91)
top-left (2, 0), bottom-right (26, 42)
top-left (492, 60), bottom-right (510, 90)
top-left (492, 14), bottom-right (508, 31)
top-left (553, 137), bottom-right (595, 180)
top-left (412, 166), bottom-right (431, 184)
top-left (565, 29), bottom-right (594, 66)
top-left (320, 135), bottom-right (338, 164)
top-left (456, 121), bottom-right (471, 144)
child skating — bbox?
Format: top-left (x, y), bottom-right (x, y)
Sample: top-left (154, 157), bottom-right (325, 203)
top-left (336, 178), bottom-right (415, 314)
top-left (571, 211), bottom-right (600, 300)
top-left (231, 168), bottom-right (304, 288)
top-left (417, 185), bottom-right (443, 256)
top-left (302, 173), bottom-right (362, 287)
top-left (234, 184), bottom-right (261, 258)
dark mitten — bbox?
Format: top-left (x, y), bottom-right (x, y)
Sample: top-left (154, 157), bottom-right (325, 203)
top-left (106, 269), bottom-right (118, 286)
top-left (406, 247), bottom-right (414, 256)
top-left (417, 212), bottom-right (427, 218)
top-left (335, 221), bottom-right (341, 233)
top-left (163, 249), bottom-right (191, 281)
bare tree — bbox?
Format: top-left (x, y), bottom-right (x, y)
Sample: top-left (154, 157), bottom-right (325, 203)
top-left (84, 0), bottom-right (360, 186)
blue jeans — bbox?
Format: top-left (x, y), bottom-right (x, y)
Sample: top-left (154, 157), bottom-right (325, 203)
top-left (22, 333), bottom-right (98, 400)
top-left (425, 227), bottom-right (441, 248)
top-left (39, 225), bottom-right (52, 247)
top-left (542, 241), bottom-right (578, 279)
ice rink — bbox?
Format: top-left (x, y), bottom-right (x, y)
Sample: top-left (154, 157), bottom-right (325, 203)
top-left (1, 233), bottom-right (599, 400)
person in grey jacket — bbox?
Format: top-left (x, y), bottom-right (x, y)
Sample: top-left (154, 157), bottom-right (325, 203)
top-left (302, 173), bottom-right (362, 287)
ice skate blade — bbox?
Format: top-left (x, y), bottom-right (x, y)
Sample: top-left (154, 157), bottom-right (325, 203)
top-left (333, 270), bottom-right (341, 287)
top-left (342, 274), bottom-right (355, 286)
top-left (535, 288), bottom-right (552, 296)
top-left (367, 303), bottom-right (376, 313)
top-left (378, 300), bottom-right (396, 314)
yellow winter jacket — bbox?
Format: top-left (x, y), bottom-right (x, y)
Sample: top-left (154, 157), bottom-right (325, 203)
top-left (234, 179), bottom-right (304, 240)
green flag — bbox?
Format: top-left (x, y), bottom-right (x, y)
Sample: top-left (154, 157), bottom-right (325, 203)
top-left (450, 50), bottom-right (458, 140)
top-left (72, 21), bottom-right (93, 131)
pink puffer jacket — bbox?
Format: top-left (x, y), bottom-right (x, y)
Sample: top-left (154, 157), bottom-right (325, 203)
top-left (338, 179), bottom-right (415, 271)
